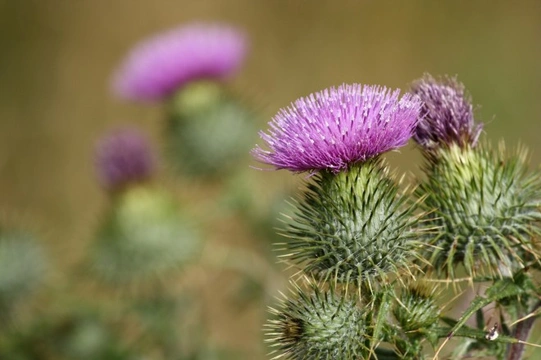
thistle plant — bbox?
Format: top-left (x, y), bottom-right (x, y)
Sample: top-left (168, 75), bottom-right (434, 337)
top-left (412, 75), bottom-right (541, 279)
top-left (254, 78), bottom-right (541, 359)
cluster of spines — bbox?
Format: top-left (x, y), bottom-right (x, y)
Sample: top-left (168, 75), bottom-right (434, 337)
top-left (265, 283), bottom-right (369, 360)
top-left (416, 143), bottom-right (541, 278)
top-left (279, 159), bottom-right (423, 291)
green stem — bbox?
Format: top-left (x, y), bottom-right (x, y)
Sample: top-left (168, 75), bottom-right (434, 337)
top-left (506, 300), bottom-right (541, 360)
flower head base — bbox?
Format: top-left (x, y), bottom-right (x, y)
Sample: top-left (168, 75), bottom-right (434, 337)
top-left (252, 84), bottom-right (422, 173)
top-left (411, 74), bottom-right (483, 150)
top-left (95, 127), bottom-right (155, 191)
top-left (166, 81), bottom-right (256, 177)
top-left (280, 159), bottom-right (422, 288)
top-left (112, 22), bottom-right (247, 101)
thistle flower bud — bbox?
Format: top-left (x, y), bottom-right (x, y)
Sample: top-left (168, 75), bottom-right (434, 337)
top-left (416, 144), bottom-right (541, 278)
top-left (393, 282), bottom-right (440, 334)
top-left (0, 228), bottom-right (47, 316)
top-left (166, 80), bottom-right (256, 177)
top-left (281, 159), bottom-right (422, 288)
top-left (266, 283), bottom-right (368, 359)
top-left (94, 128), bottom-right (155, 192)
top-left (411, 74), bottom-right (483, 151)
top-left (90, 186), bottom-right (200, 285)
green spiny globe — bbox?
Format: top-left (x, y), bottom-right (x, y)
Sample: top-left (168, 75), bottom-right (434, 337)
top-left (90, 186), bottom-right (200, 285)
top-left (166, 80), bottom-right (256, 177)
top-left (416, 143), bottom-right (541, 278)
top-left (266, 284), bottom-right (368, 360)
top-left (393, 282), bottom-right (440, 334)
top-left (281, 159), bottom-right (422, 288)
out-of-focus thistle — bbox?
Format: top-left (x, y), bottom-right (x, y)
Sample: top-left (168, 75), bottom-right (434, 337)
top-left (112, 22), bottom-right (256, 177)
top-left (411, 75), bottom-right (541, 278)
top-left (112, 23), bottom-right (247, 102)
top-left (90, 128), bottom-right (199, 285)
top-left (0, 228), bottom-right (47, 319)
top-left (265, 282), bottom-right (369, 360)
top-left (95, 127), bottom-right (155, 192)
top-left (254, 84), bottom-right (424, 289)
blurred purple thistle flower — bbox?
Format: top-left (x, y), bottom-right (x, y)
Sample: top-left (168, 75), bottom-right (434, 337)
top-left (252, 84), bottom-right (422, 173)
top-left (95, 128), bottom-right (155, 191)
top-left (112, 22), bottom-right (247, 101)
top-left (411, 74), bottom-right (483, 150)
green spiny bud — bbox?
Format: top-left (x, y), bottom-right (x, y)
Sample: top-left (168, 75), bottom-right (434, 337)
top-left (166, 80), bottom-right (256, 177)
top-left (393, 282), bottom-right (441, 334)
top-left (281, 159), bottom-right (422, 288)
top-left (416, 143), bottom-right (541, 278)
top-left (266, 283), bottom-right (368, 359)
top-left (90, 186), bottom-right (200, 285)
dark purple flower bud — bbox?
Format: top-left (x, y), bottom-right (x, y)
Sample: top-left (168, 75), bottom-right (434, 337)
top-left (252, 84), bottom-right (422, 173)
top-left (411, 74), bottom-right (483, 150)
top-left (112, 22), bottom-right (247, 102)
top-left (95, 128), bottom-right (155, 191)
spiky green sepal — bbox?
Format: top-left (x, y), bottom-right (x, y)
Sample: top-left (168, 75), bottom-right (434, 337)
top-left (416, 143), bottom-right (541, 278)
top-left (281, 158), bottom-right (422, 289)
top-left (266, 283), bottom-right (369, 360)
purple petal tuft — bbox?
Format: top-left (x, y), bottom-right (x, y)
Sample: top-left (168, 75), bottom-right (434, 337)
top-left (112, 22), bottom-right (247, 102)
top-left (95, 127), bottom-right (155, 190)
top-left (252, 84), bottom-right (422, 173)
top-left (411, 74), bottom-right (483, 150)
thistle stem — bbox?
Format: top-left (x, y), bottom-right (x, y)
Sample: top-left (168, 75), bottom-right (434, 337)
top-left (506, 300), bottom-right (541, 360)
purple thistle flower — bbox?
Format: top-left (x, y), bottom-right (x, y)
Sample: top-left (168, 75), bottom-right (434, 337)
top-left (411, 74), bottom-right (483, 150)
top-left (252, 84), bottom-right (422, 173)
top-left (112, 22), bottom-right (247, 101)
top-left (95, 127), bottom-right (155, 191)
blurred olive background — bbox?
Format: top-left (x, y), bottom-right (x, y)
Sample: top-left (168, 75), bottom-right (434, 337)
top-left (1, 1), bottom-right (541, 359)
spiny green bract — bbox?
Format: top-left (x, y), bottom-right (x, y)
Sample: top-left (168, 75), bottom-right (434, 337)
top-left (416, 143), bottom-right (541, 278)
top-left (266, 284), bottom-right (368, 360)
top-left (280, 159), bottom-right (422, 288)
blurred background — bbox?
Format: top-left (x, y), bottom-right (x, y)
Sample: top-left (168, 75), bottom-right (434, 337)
top-left (1, 1), bottom-right (540, 359)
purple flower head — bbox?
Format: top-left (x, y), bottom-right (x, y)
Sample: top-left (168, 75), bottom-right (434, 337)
top-left (112, 22), bottom-right (247, 102)
top-left (95, 127), bottom-right (155, 191)
top-left (252, 84), bottom-right (422, 173)
top-left (411, 74), bottom-right (483, 150)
